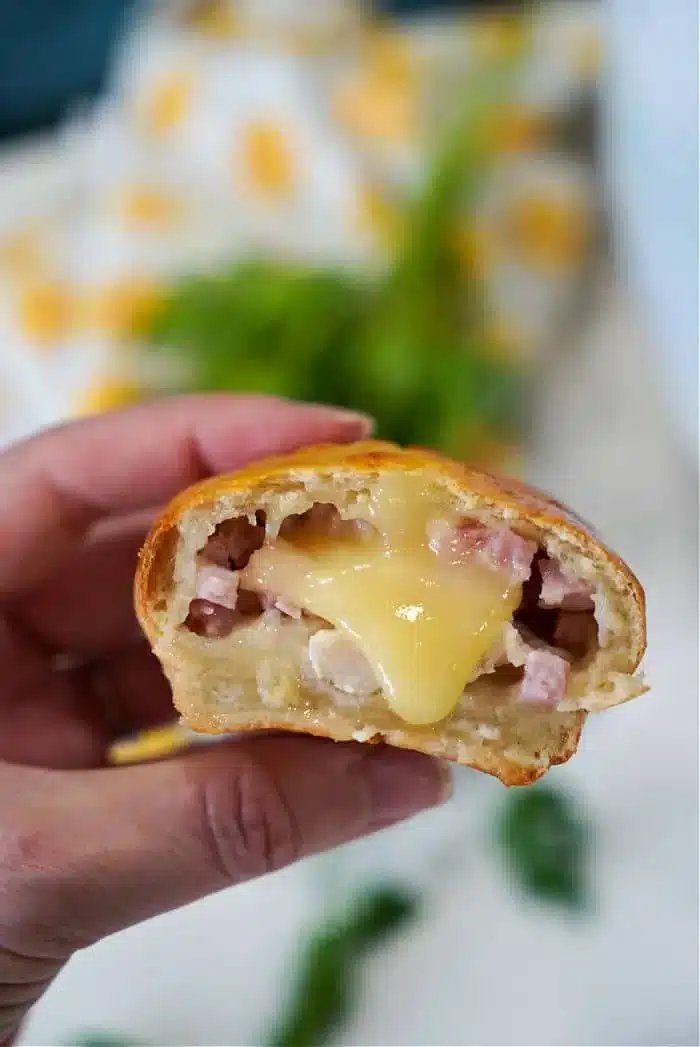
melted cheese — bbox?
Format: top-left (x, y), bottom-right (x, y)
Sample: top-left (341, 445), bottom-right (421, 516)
top-left (242, 475), bottom-right (522, 726)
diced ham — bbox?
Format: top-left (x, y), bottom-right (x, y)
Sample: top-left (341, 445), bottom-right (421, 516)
top-left (429, 520), bottom-right (537, 584)
top-left (307, 504), bottom-right (343, 530)
top-left (201, 515), bottom-right (266, 570)
top-left (482, 527), bottom-right (538, 582)
top-left (195, 563), bottom-right (239, 610)
top-left (261, 592), bottom-right (303, 619)
top-left (235, 589), bottom-right (265, 617)
top-left (477, 620), bottom-right (568, 677)
top-left (554, 611), bottom-right (598, 654)
top-left (427, 518), bottom-right (483, 559)
top-left (280, 504), bottom-right (372, 544)
top-left (538, 559), bottom-right (594, 610)
top-left (519, 648), bottom-right (570, 707)
top-left (200, 531), bottom-right (232, 568)
top-left (185, 599), bottom-right (236, 638)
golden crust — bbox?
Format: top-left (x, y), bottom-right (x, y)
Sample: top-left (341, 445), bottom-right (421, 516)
top-left (134, 441), bottom-right (647, 786)
top-left (182, 713), bottom-right (586, 788)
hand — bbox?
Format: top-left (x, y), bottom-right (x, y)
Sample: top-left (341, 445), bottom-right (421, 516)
top-left (0, 395), bottom-right (448, 1044)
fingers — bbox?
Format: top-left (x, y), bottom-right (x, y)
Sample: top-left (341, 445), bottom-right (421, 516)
top-left (11, 511), bottom-right (157, 656)
top-left (0, 642), bottom-right (170, 767)
top-left (3, 739), bottom-right (449, 957)
top-left (0, 395), bottom-right (372, 598)
top-left (88, 643), bottom-right (175, 738)
top-left (0, 668), bottom-right (106, 770)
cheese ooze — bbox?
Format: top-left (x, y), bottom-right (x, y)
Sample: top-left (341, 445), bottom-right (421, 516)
top-left (241, 475), bottom-right (522, 726)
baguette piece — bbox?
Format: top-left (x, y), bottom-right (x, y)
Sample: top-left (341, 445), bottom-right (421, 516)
top-left (135, 441), bottom-right (646, 785)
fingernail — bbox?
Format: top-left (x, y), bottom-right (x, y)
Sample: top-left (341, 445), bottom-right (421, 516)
top-left (363, 747), bottom-right (452, 829)
top-left (309, 406), bottom-right (376, 439)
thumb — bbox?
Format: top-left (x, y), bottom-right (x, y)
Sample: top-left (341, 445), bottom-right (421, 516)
top-left (5, 738), bottom-right (449, 956)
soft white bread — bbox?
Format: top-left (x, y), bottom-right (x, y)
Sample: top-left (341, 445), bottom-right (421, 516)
top-left (135, 441), bottom-right (647, 786)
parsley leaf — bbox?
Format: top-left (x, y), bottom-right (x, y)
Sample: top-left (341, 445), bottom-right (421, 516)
top-left (495, 785), bottom-right (591, 911)
top-left (266, 885), bottom-right (419, 1047)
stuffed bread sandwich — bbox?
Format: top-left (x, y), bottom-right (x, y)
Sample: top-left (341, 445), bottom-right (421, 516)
top-left (135, 441), bottom-right (647, 785)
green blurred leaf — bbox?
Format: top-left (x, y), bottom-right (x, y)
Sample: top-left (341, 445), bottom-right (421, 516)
top-left (268, 929), bottom-right (352, 1047)
top-left (350, 322), bottom-right (431, 436)
top-left (346, 883), bottom-right (419, 949)
top-left (141, 17), bottom-right (532, 460)
top-left (344, 42), bottom-right (530, 449)
top-left (430, 350), bottom-right (531, 451)
top-left (266, 884), bottom-right (419, 1047)
top-left (148, 260), bottom-right (369, 405)
top-left (495, 785), bottom-right (591, 911)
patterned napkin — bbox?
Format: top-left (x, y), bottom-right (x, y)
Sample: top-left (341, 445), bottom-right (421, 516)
top-left (0, 0), bottom-right (601, 454)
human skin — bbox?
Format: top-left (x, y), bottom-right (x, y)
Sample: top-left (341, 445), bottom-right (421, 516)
top-left (0, 395), bottom-right (448, 1044)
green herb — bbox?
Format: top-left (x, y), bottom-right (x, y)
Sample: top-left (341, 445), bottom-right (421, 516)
top-left (142, 38), bottom-right (531, 455)
top-left (336, 56), bottom-right (531, 448)
top-left (495, 784), bottom-right (591, 911)
top-left (148, 261), bottom-right (368, 405)
top-left (266, 884), bottom-right (419, 1047)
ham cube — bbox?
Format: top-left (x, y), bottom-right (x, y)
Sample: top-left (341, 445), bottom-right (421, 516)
top-left (538, 559), bottom-right (594, 611)
top-left (195, 564), bottom-right (239, 610)
top-left (520, 648), bottom-right (570, 707)
top-left (429, 520), bottom-right (537, 584)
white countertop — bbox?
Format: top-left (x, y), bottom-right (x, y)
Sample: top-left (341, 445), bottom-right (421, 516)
top-left (20, 277), bottom-right (699, 1047)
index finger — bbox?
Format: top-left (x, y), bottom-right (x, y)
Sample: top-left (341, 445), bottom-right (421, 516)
top-left (0, 394), bottom-right (371, 597)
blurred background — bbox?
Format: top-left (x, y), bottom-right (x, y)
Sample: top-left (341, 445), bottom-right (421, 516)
top-left (0, 1), bottom-right (696, 1045)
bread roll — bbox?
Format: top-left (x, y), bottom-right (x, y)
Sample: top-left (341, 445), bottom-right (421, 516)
top-left (135, 441), bottom-right (646, 785)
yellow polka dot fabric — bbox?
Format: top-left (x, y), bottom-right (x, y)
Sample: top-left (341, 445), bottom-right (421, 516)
top-left (242, 120), bottom-right (297, 200)
top-left (504, 193), bottom-right (589, 273)
top-left (0, 0), bottom-right (601, 449)
top-left (73, 376), bottom-right (146, 417)
top-left (87, 278), bottom-right (167, 337)
top-left (18, 280), bottom-right (76, 348)
top-left (186, 3), bottom-right (245, 41)
top-left (0, 229), bottom-right (44, 278)
top-left (118, 187), bottom-right (185, 232)
top-left (335, 72), bottom-right (416, 144)
top-left (142, 71), bottom-right (195, 137)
